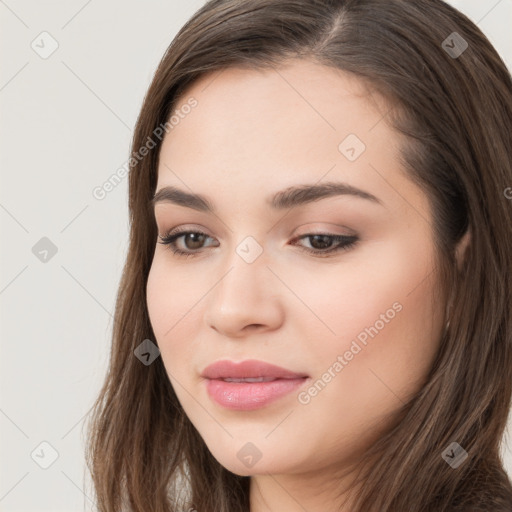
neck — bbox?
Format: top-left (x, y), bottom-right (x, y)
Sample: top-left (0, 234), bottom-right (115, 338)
top-left (249, 461), bottom-right (362, 512)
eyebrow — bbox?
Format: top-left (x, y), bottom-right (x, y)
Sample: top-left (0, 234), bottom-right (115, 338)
top-left (151, 181), bottom-right (383, 213)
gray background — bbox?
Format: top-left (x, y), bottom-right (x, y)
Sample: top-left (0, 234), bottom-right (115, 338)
top-left (1, 1), bottom-right (511, 510)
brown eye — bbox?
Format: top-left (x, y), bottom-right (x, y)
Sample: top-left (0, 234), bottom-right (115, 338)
top-left (158, 230), bottom-right (219, 257)
top-left (307, 234), bottom-right (336, 250)
top-left (291, 233), bottom-right (358, 257)
top-left (181, 233), bottom-right (208, 250)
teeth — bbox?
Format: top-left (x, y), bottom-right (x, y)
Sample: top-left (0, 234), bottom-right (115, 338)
top-left (223, 377), bottom-right (277, 383)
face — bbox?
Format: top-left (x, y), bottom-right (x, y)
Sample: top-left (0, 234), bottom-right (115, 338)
top-left (146, 59), bottom-right (446, 477)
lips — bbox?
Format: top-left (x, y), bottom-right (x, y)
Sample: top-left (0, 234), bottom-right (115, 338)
top-left (201, 359), bottom-right (308, 380)
top-left (201, 359), bottom-right (309, 410)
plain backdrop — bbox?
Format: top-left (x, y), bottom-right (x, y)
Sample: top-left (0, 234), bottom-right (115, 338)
top-left (1, 1), bottom-right (511, 510)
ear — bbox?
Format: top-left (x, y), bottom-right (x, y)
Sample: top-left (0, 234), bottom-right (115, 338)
top-left (455, 229), bottom-right (471, 271)
top-left (445, 229), bottom-right (471, 319)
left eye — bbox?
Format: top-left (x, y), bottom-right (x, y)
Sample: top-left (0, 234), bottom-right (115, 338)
top-left (293, 233), bottom-right (358, 255)
top-left (157, 230), bottom-right (358, 258)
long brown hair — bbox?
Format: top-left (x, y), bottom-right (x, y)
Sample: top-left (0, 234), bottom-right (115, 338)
top-left (84, 1), bottom-right (512, 510)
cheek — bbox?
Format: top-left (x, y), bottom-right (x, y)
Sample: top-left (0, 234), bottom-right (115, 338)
top-left (146, 257), bottom-right (204, 368)
top-left (147, 253), bottom-right (205, 327)
top-left (276, 239), bottom-right (433, 345)
top-left (296, 240), bottom-right (441, 422)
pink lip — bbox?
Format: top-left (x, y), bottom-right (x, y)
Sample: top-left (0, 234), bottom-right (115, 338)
top-left (201, 359), bottom-right (308, 380)
top-left (201, 359), bottom-right (309, 411)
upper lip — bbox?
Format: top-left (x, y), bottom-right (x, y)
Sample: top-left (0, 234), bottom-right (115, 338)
top-left (201, 359), bottom-right (309, 380)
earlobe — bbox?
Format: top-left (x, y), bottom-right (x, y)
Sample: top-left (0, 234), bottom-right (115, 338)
top-left (455, 229), bottom-right (471, 271)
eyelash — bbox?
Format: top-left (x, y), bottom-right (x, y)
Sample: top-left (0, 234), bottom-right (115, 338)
top-left (157, 228), bottom-right (358, 259)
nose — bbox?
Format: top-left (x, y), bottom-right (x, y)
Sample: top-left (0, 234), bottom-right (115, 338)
top-left (203, 245), bottom-right (284, 338)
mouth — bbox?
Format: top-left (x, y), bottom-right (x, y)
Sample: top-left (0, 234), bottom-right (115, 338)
top-left (201, 359), bottom-right (309, 410)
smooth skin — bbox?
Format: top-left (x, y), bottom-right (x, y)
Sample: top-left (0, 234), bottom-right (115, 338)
top-left (146, 59), bottom-right (470, 512)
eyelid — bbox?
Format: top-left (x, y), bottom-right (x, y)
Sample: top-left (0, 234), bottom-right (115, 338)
top-left (159, 224), bottom-right (354, 242)
top-left (291, 221), bottom-right (357, 237)
top-left (159, 224), bottom-right (212, 236)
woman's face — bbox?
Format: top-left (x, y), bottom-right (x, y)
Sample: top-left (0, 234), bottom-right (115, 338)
top-left (146, 59), bottom-right (446, 476)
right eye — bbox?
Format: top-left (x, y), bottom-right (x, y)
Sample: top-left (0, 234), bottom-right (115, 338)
top-left (158, 230), bottom-right (219, 258)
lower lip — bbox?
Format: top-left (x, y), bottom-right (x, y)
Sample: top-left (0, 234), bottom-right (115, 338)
top-left (205, 378), bottom-right (308, 410)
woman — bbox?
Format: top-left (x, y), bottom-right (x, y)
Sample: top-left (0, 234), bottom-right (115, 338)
top-left (85, 0), bottom-right (512, 510)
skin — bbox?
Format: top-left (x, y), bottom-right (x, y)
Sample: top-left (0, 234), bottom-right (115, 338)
top-left (146, 59), bottom-right (470, 511)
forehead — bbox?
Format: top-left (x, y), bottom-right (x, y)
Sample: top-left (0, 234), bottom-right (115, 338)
top-left (168, 59), bottom-right (386, 146)
top-left (155, 59), bottom-right (427, 220)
